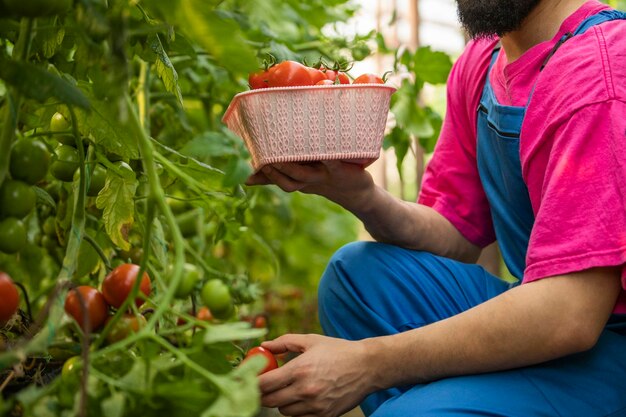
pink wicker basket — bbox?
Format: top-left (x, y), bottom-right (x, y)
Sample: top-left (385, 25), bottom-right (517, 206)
top-left (222, 84), bottom-right (396, 171)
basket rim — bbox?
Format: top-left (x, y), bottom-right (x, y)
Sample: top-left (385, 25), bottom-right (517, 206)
top-left (222, 83), bottom-right (397, 126)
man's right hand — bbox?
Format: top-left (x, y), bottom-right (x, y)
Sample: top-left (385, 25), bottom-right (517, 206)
top-left (245, 160), bottom-right (376, 212)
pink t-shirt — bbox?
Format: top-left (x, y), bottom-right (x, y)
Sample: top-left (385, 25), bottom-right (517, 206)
top-left (418, 1), bottom-right (626, 313)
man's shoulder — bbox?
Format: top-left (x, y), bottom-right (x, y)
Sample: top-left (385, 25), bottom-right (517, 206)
top-left (536, 19), bottom-right (626, 113)
top-left (452, 37), bottom-right (498, 88)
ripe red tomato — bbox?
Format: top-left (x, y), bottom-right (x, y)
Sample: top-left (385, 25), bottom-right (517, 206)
top-left (353, 73), bottom-right (384, 84)
top-left (244, 346), bottom-right (278, 375)
top-left (323, 69), bottom-right (350, 84)
top-left (0, 272), bottom-right (19, 324)
top-left (196, 306), bottom-right (213, 322)
top-left (248, 70), bottom-right (269, 90)
top-left (102, 263), bottom-right (151, 309)
top-left (267, 61), bottom-right (312, 87)
top-left (316, 79), bottom-right (334, 86)
top-left (307, 67), bottom-right (327, 85)
top-left (252, 314), bottom-right (267, 329)
top-left (64, 286), bottom-right (109, 332)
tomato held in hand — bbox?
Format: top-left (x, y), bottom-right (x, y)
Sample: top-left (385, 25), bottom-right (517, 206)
top-left (102, 263), bottom-right (152, 309)
top-left (10, 138), bottom-right (51, 185)
top-left (353, 73), bottom-right (385, 84)
top-left (267, 61), bottom-right (312, 87)
top-left (0, 272), bottom-right (19, 324)
top-left (244, 346), bottom-right (278, 375)
top-left (248, 69), bottom-right (270, 90)
top-left (64, 286), bottom-right (109, 332)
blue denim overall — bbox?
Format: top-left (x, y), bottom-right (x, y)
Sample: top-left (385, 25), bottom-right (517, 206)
top-left (318, 10), bottom-right (626, 417)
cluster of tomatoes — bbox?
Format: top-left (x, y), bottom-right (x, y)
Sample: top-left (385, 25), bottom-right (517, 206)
top-left (63, 263), bottom-right (150, 342)
top-left (248, 60), bottom-right (385, 89)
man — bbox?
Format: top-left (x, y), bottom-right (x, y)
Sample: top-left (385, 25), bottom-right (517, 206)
top-left (247, 0), bottom-right (626, 416)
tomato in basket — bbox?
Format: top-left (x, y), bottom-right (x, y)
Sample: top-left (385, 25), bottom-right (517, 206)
top-left (267, 61), bottom-right (312, 87)
top-left (323, 69), bottom-right (350, 84)
top-left (353, 73), bottom-right (385, 84)
top-left (249, 70), bottom-right (270, 89)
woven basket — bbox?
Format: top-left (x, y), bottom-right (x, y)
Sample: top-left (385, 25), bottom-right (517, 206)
top-left (222, 84), bottom-right (396, 171)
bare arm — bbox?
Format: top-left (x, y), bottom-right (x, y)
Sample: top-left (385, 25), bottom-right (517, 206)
top-left (259, 268), bottom-right (621, 416)
top-left (247, 161), bottom-right (480, 263)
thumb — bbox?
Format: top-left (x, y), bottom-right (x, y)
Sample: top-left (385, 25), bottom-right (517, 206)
top-left (261, 333), bottom-right (315, 354)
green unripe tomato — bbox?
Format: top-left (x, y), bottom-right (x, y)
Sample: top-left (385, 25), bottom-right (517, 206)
top-left (74, 164), bottom-right (107, 197)
top-left (51, 145), bottom-right (80, 182)
top-left (49, 112), bottom-right (75, 146)
top-left (42, 217), bottom-right (56, 237)
top-left (168, 263), bottom-right (202, 299)
top-left (10, 138), bottom-right (51, 185)
top-left (201, 279), bottom-right (233, 319)
top-left (0, 179), bottom-right (37, 219)
top-left (61, 356), bottom-right (81, 382)
top-left (3, 0), bottom-right (72, 17)
top-left (0, 218), bottom-right (27, 254)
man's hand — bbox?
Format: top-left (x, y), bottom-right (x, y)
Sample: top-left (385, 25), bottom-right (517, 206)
top-left (259, 334), bottom-right (372, 417)
top-left (246, 161), bottom-right (375, 211)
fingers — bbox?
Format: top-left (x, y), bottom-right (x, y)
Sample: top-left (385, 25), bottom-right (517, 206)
top-left (245, 170), bottom-right (271, 185)
top-left (258, 165), bottom-right (306, 192)
top-left (259, 363), bottom-right (296, 394)
top-left (261, 333), bottom-right (313, 354)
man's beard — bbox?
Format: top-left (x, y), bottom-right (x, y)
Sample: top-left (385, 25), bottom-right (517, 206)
top-left (456, 0), bottom-right (542, 39)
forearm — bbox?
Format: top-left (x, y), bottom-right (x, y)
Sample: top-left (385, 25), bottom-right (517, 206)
top-left (341, 184), bottom-right (480, 263)
top-left (363, 268), bottom-right (620, 389)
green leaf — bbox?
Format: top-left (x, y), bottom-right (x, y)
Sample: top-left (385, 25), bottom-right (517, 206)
top-left (391, 83), bottom-right (434, 138)
top-left (179, 132), bottom-right (240, 159)
top-left (412, 46), bottom-right (453, 85)
top-left (418, 106), bottom-right (443, 153)
top-left (95, 170), bottom-right (138, 251)
top-left (177, 4), bottom-right (258, 75)
top-left (101, 392), bottom-right (125, 417)
top-left (149, 33), bottom-right (184, 107)
top-left (34, 186), bottom-right (57, 210)
top-left (201, 364), bottom-right (261, 417)
top-left (203, 322), bottom-right (266, 345)
top-left (222, 157), bottom-right (252, 187)
top-left (0, 59), bottom-right (90, 109)
top-left (74, 87), bottom-right (140, 160)
top-left (149, 218), bottom-right (168, 268)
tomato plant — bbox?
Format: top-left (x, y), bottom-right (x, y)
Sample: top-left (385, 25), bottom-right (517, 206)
top-left (3, 0), bottom-right (71, 17)
top-left (64, 286), bottom-right (109, 332)
top-left (0, 272), bottom-right (19, 323)
top-left (244, 346), bottom-right (278, 375)
top-left (101, 263), bottom-right (151, 309)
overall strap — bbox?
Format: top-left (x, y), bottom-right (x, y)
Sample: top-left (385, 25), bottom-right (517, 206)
top-left (541, 9), bottom-right (626, 70)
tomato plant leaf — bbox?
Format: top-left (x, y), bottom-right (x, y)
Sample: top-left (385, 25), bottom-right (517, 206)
top-left (0, 60), bottom-right (90, 109)
top-left (34, 186), bottom-right (57, 211)
top-left (100, 392), bottom-right (125, 417)
top-left (412, 46), bottom-right (453, 85)
top-left (96, 170), bottom-right (138, 251)
top-left (203, 322), bottom-right (266, 344)
top-left (201, 364), bottom-right (260, 417)
top-left (74, 87), bottom-right (140, 160)
top-left (149, 34), bottom-right (184, 107)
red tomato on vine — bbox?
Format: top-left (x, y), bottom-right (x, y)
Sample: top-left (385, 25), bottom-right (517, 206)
top-left (102, 263), bottom-right (151, 309)
top-left (323, 69), bottom-right (350, 84)
top-left (64, 286), bottom-right (109, 331)
top-left (0, 272), bottom-right (19, 324)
